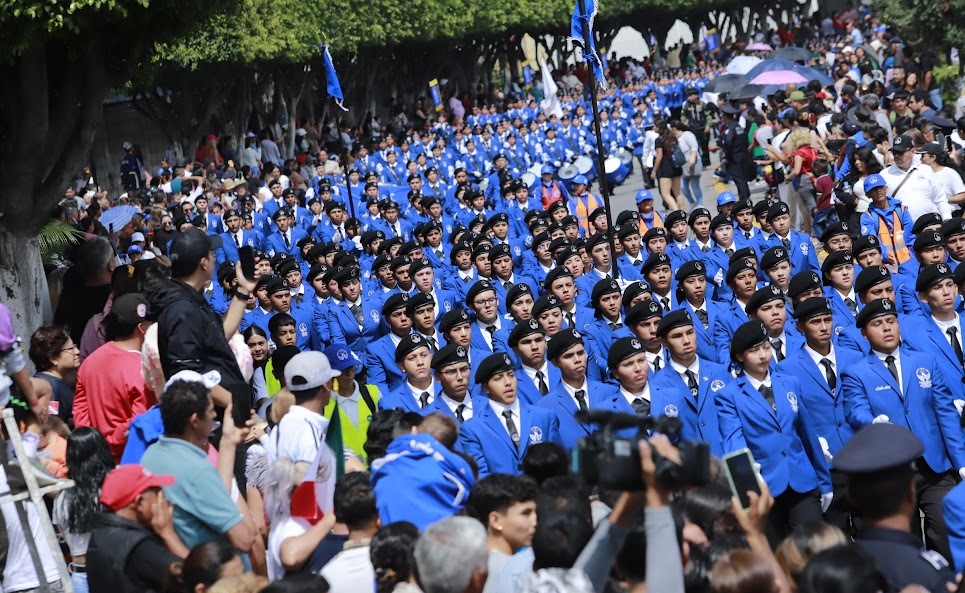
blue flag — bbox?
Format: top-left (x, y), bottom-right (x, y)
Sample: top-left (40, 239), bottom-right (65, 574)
top-left (323, 45), bottom-right (348, 111)
top-left (569, 0), bottom-right (606, 88)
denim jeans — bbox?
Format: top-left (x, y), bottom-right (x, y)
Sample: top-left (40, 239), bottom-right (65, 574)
top-left (681, 175), bottom-right (703, 208)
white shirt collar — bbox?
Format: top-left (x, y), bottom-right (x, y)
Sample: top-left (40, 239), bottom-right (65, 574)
top-left (619, 383), bottom-right (651, 404)
top-left (746, 371), bottom-right (772, 390)
top-left (804, 343), bottom-right (836, 368)
top-left (406, 379), bottom-right (436, 405)
top-left (670, 357), bottom-right (700, 376)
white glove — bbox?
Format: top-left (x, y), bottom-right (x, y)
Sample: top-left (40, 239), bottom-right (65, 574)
top-left (959, 468), bottom-right (965, 481)
top-left (352, 236), bottom-right (362, 249)
top-left (872, 414), bottom-right (890, 424)
top-left (818, 436), bottom-right (833, 462)
top-left (955, 400), bottom-right (965, 415)
top-left (820, 491), bottom-right (834, 513)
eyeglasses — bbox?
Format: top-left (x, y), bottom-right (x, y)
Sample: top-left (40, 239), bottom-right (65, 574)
top-left (440, 365), bottom-right (471, 378)
top-left (473, 297), bottom-right (497, 307)
top-left (61, 344), bottom-right (79, 353)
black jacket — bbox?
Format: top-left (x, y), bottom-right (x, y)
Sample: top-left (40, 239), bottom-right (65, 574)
top-left (88, 513), bottom-right (176, 593)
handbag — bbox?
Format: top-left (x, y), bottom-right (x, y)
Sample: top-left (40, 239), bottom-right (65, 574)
top-left (670, 142), bottom-right (687, 168)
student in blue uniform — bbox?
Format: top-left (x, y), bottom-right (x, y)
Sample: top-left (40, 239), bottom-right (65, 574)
top-left (581, 278), bottom-right (627, 377)
top-left (364, 293), bottom-right (412, 394)
top-left (509, 319), bottom-right (559, 406)
top-left (837, 265), bottom-right (904, 355)
top-left (457, 352), bottom-right (561, 477)
top-left (489, 244), bottom-right (539, 316)
top-left (822, 249), bottom-right (860, 324)
top-left (379, 333), bottom-right (441, 413)
top-left (664, 210), bottom-right (700, 269)
top-left (408, 257), bottom-right (457, 321)
top-left (758, 201), bottom-right (820, 275)
top-left (217, 208), bottom-right (263, 265)
top-left (406, 291), bottom-right (446, 353)
top-left (642, 252), bottom-right (677, 313)
top-left (265, 208), bottom-right (308, 260)
top-left (625, 299), bottom-right (668, 374)
top-left (426, 343), bottom-right (486, 422)
top-left (716, 319), bottom-right (833, 542)
top-left (466, 280), bottom-right (505, 356)
top-left (675, 260), bottom-right (724, 363)
top-left (648, 309), bottom-right (728, 457)
top-left (746, 285), bottom-right (803, 365)
top-left (841, 298), bottom-right (965, 560)
top-left (604, 337), bottom-right (653, 417)
top-left (538, 328), bottom-right (617, 450)
top-left (903, 264), bottom-right (965, 401)
top-left (326, 266), bottom-right (382, 356)
top-left (712, 259), bottom-right (757, 364)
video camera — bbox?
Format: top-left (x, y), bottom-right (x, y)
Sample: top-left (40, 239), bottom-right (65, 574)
top-left (571, 410), bottom-right (710, 491)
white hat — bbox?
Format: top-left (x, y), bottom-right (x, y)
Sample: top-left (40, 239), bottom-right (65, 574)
top-left (141, 251), bottom-right (156, 260)
top-left (245, 131), bottom-right (257, 138)
top-left (131, 232), bottom-right (146, 242)
top-left (296, 128), bottom-right (308, 136)
top-left (284, 351), bottom-right (340, 392)
top-left (164, 370), bottom-right (221, 393)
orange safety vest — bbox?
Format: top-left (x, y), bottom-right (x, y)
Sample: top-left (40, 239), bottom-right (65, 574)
top-left (638, 211), bottom-right (665, 234)
top-left (574, 193), bottom-right (602, 234)
top-left (877, 210), bottom-right (911, 269)
top-left (540, 182), bottom-right (564, 209)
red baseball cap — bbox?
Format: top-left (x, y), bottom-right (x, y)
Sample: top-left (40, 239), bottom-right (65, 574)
top-left (99, 465), bottom-right (175, 512)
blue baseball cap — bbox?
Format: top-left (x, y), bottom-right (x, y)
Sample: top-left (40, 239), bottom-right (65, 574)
top-left (716, 191), bottom-right (737, 206)
top-left (572, 174), bottom-right (588, 186)
top-left (322, 343), bottom-right (363, 373)
top-left (863, 174), bottom-right (887, 194)
top-left (635, 189), bottom-right (654, 204)
top-left (541, 164), bottom-right (555, 175)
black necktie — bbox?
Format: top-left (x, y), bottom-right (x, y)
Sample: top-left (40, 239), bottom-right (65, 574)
top-left (503, 280), bottom-right (513, 291)
top-left (234, 233), bottom-right (241, 247)
top-left (608, 321), bottom-right (623, 330)
top-left (948, 327), bottom-right (964, 367)
top-left (503, 409), bottom-right (519, 447)
top-left (455, 404), bottom-right (466, 422)
top-left (574, 389), bottom-right (589, 413)
top-left (566, 312), bottom-right (575, 328)
top-left (350, 302), bottom-right (364, 325)
top-left (463, 274), bottom-right (472, 283)
top-left (758, 383), bottom-right (777, 410)
top-left (686, 370), bottom-right (699, 400)
top-left (725, 247), bottom-right (735, 256)
top-left (419, 391), bottom-right (431, 409)
top-left (693, 308), bottom-right (709, 328)
top-left (844, 297), bottom-right (858, 317)
top-left (744, 231), bottom-right (752, 240)
top-left (885, 355), bottom-right (900, 385)
top-left (820, 358), bottom-right (836, 390)
top-left (660, 297), bottom-right (670, 312)
top-left (535, 371), bottom-right (549, 396)
top-left (772, 339), bottom-right (785, 362)
top-left (653, 355), bottom-right (662, 371)
top-left (701, 245), bottom-right (711, 253)
top-left (485, 325), bottom-right (497, 336)
top-left (781, 237), bottom-right (791, 250)
top-left (426, 336), bottom-right (438, 352)
top-left (632, 397), bottom-right (650, 416)
top-left (283, 232), bottom-right (291, 249)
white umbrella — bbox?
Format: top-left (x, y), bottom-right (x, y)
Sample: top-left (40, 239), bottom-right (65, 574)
top-left (664, 20), bottom-right (694, 50)
top-left (609, 26), bottom-right (650, 60)
top-left (725, 55), bottom-right (763, 75)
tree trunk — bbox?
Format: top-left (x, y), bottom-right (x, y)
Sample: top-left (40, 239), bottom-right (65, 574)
top-left (0, 231), bottom-right (51, 348)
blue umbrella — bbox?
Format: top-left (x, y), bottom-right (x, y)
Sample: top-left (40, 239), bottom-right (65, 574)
top-left (98, 205), bottom-right (141, 232)
top-left (744, 59), bottom-right (833, 88)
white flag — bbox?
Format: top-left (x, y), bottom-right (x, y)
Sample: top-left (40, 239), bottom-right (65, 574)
top-left (539, 59), bottom-right (564, 119)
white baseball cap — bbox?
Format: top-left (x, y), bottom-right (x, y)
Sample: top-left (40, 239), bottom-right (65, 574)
top-left (284, 351), bottom-right (340, 392)
top-left (163, 370), bottom-right (221, 394)
top-left (131, 232), bottom-right (146, 243)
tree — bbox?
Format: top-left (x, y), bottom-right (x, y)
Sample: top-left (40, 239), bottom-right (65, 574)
top-left (876, 0), bottom-right (965, 74)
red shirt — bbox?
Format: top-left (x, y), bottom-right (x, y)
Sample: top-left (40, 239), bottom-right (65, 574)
top-left (73, 342), bottom-right (156, 460)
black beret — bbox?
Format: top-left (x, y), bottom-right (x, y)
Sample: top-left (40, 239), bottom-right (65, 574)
top-left (760, 246), bottom-right (790, 270)
top-left (505, 283), bottom-right (533, 308)
top-left (942, 218), bottom-right (965, 240)
top-left (471, 243), bottom-right (492, 261)
top-left (727, 259), bottom-right (758, 285)
top-left (546, 327), bottom-right (584, 360)
top-left (733, 198), bottom-right (754, 213)
top-left (224, 209), bottom-right (242, 220)
top-left (509, 318), bottom-right (544, 349)
top-left (765, 201), bottom-right (790, 222)
top-left (913, 230), bottom-right (945, 253)
top-left (915, 262), bottom-right (954, 292)
top-left (439, 308), bottom-right (472, 334)
top-left (217, 262), bottom-right (236, 285)
top-left (475, 352), bottom-right (516, 385)
top-left (855, 298), bottom-right (898, 328)
top-left (531, 232), bottom-right (552, 251)
top-left (642, 227), bottom-right (668, 243)
top-left (466, 279), bottom-right (496, 307)
top-left (617, 223), bottom-right (641, 240)
top-left (675, 259), bottom-right (706, 282)
top-left (405, 291), bottom-right (436, 314)
top-left (622, 280), bottom-right (652, 308)
top-left (608, 336), bottom-right (647, 369)
top-left (395, 332), bottom-right (432, 363)
top-left (664, 210), bottom-right (687, 227)
top-left (544, 266), bottom-right (574, 291)
top-left (642, 252), bottom-right (672, 275)
top-left (324, 200), bottom-right (345, 213)
top-left (333, 266), bottom-right (360, 285)
top-left (362, 229), bottom-right (386, 246)
top-left (819, 221), bottom-right (852, 244)
top-left (431, 343), bottom-right (470, 371)
top-left (852, 234), bottom-right (881, 256)
top-left (832, 423), bottom-right (923, 474)
top-left (486, 212), bottom-right (509, 229)
top-left (912, 213), bottom-right (943, 235)
top-left (489, 243), bottom-right (513, 263)
top-left (389, 256), bottom-right (412, 272)
top-left (591, 278), bottom-right (622, 306)
top-left (296, 235), bottom-right (317, 250)
top-left (616, 209), bottom-right (639, 226)
top-left (265, 276), bottom-right (291, 295)
top-left (956, 262), bottom-right (965, 287)
top-left (688, 207), bottom-right (712, 226)
top-left (554, 244), bottom-right (582, 267)
top-left (626, 299), bottom-right (663, 326)
top-left (854, 265), bottom-right (891, 295)
top-left (271, 207), bottom-right (291, 221)
top-left (746, 284), bottom-right (785, 315)
top-left (656, 309), bottom-right (693, 337)
top-left (586, 232), bottom-right (610, 251)
top-left (371, 253), bottom-right (392, 272)
top-left (532, 293), bottom-right (563, 317)
top-left (821, 249), bottom-right (854, 276)
top-left (409, 257), bottom-right (434, 276)
top-left (793, 296), bottom-right (833, 321)
top-left (321, 266), bottom-right (343, 284)
top-left (788, 270), bottom-right (822, 299)
top-left (730, 319), bottom-right (769, 359)
top-left (381, 292), bottom-right (410, 315)
top-left (710, 213), bottom-right (733, 231)
top-left (399, 241), bottom-right (422, 255)
top-left (729, 246), bottom-right (757, 266)
top-left (276, 259), bottom-right (300, 278)
top-left (588, 206), bottom-right (608, 222)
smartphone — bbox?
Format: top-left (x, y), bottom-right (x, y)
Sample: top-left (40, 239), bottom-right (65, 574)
top-left (238, 246), bottom-right (256, 281)
top-left (723, 448), bottom-right (762, 509)
top-left (936, 133), bottom-right (946, 152)
top-left (948, 136), bottom-right (955, 152)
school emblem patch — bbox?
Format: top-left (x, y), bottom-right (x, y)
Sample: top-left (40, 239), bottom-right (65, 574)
top-left (370, 310), bottom-right (380, 323)
top-left (299, 323), bottom-right (309, 337)
top-left (710, 380), bottom-right (725, 392)
top-left (529, 427), bottom-right (543, 444)
top-left (787, 391), bottom-right (798, 412)
top-left (917, 368), bottom-right (932, 388)
top-left (664, 404), bottom-right (678, 417)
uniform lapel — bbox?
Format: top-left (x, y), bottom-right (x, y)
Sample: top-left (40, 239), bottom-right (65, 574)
top-left (740, 375), bottom-right (780, 424)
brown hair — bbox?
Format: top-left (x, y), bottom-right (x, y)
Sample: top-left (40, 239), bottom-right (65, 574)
top-left (776, 522), bottom-right (847, 590)
top-left (418, 412), bottom-right (459, 449)
top-left (29, 325), bottom-right (71, 371)
top-left (710, 550), bottom-right (777, 593)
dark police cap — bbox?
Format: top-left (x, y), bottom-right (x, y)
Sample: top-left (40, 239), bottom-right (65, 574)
top-left (532, 293), bottom-right (563, 317)
top-left (642, 252), bottom-right (672, 275)
top-left (688, 207), bottom-right (711, 226)
top-left (915, 262), bottom-right (954, 292)
top-left (656, 309), bottom-right (693, 337)
top-left (726, 259), bottom-right (758, 284)
top-left (821, 249), bottom-right (853, 276)
top-left (405, 291), bottom-right (435, 314)
top-left (730, 319), bottom-right (769, 358)
top-left (760, 246), bottom-right (790, 270)
top-left (642, 226), bottom-right (668, 243)
top-left (431, 343), bottom-right (470, 371)
top-left (591, 278), bottom-right (622, 305)
top-left (854, 265), bottom-right (891, 294)
top-left (855, 298), bottom-right (898, 328)
top-left (509, 318), bottom-right (544, 348)
top-left (942, 218), bottom-right (965, 240)
top-left (332, 266), bottom-right (360, 285)
top-left (788, 271), bottom-right (822, 299)
top-left (466, 279), bottom-right (496, 306)
top-left (819, 221), bottom-right (852, 244)
top-left (395, 332), bottom-right (432, 363)
top-left (675, 259), bottom-right (706, 282)
top-left (381, 292), bottom-right (410, 315)
top-left (664, 210), bottom-right (688, 227)
top-left (832, 423), bottom-right (923, 473)
top-left (626, 299), bottom-right (663, 326)
top-left (546, 327), bottom-right (584, 360)
top-left (475, 352), bottom-right (516, 385)
top-left (439, 308), bottom-right (472, 334)
top-left (719, 103), bottom-right (742, 115)
top-left (912, 213), bottom-right (943, 236)
top-left (608, 336), bottom-right (647, 369)
top-left (489, 243), bottom-right (513, 263)
top-left (793, 296), bottom-right (833, 321)
top-left (505, 283), bottom-right (533, 308)
top-left (765, 201), bottom-right (790, 222)
top-left (852, 234), bottom-right (881, 256)
top-left (710, 213), bottom-right (733, 231)
top-left (622, 280), bottom-right (652, 308)
top-left (746, 284), bottom-right (785, 315)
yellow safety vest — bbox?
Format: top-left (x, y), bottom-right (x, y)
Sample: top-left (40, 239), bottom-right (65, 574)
top-left (877, 210), bottom-right (911, 270)
top-left (323, 382), bottom-right (381, 465)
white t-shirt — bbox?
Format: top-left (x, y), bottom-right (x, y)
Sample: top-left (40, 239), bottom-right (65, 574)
top-left (1, 468), bottom-right (61, 592)
top-left (266, 516), bottom-right (310, 582)
top-left (930, 167), bottom-right (965, 210)
top-left (880, 164), bottom-right (950, 220)
top-left (53, 493), bottom-right (91, 558)
top-left (319, 545), bottom-right (375, 593)
top-left (273, 406), bottom-right (337, 515)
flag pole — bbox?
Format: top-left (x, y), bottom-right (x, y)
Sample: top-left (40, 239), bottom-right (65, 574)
top-left (575, 0), bottom-right (619, 280)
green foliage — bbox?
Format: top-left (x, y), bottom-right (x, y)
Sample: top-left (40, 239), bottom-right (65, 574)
top-left (37, 219), bottom-right (82, 265)
top-left (874, 0), bottom-right (965, 55)
top-left (933, 64), bottom-right (963, 107)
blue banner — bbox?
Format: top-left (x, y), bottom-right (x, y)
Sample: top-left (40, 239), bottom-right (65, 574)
top-left (428, 79), bottom-right (443, 112)
top-left (704, 28), bottom-right (720, 54)
top-left (522, 63), bottom-right (534, 86)
top-left (323, 45), bottom-right (347, 111)
top-left (569, 0), bottom-right (606, 87)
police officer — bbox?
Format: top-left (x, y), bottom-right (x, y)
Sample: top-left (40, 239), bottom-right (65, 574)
top-left (718, 103), bottom-right (755, 200)
top-left (834, 424), bottom-right (956, 593)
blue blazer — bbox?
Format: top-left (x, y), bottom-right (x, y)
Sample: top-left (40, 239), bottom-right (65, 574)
top-left (310, 297), bottom-right (333, 350)
top-left (493, 275), bottom-right (541, 316)
top-left (681, 299), bottom-right (726, 364)
top-left (758, 231), bottom-right (820, 275)
top-left (515, 365), bottom-right (562, 406)
top-left (442, 269), bottom-right (480, 302)
top-left (712, 299), bottom-right (749, 366)
top-left (649, 360), bottom-right (729, 457)
top-left (327, 299), bottom-right (383, 356)
top-left (378, 382), bottom-right (444, 414)
top-left (716, 371), bottom-right (832, 497)
top-left (778, 345), bottom-right (857, 456)
top-left (265, 227), bottom-right (308, 260)
top-left (364, 334), bottom-right (408, 394)
top-left (825, 288), bottom-right (860, 326)
top-left (841, 345), bottom-right (965, 474)
top-left (537, 380), bottom-right (621, 450)
top-left (943, 481), bottom-right (965, 573)
top-left (425, 393), bottom-right (490, 421)
top-left (903, 313), bottom-right (965, 401)
top-left (666, 242), bottom-right (700, 270)
top-left (216, 230), bottom-right (263, 265)
top-left (457, 401), bottom-right (562, 477)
